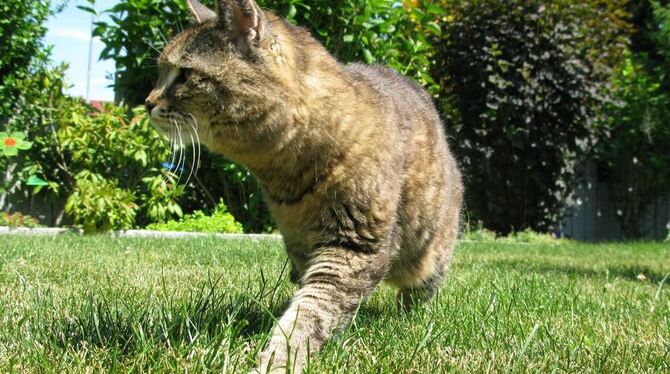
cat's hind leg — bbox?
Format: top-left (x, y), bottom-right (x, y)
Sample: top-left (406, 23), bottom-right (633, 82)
top-left (393, 239), bottom-right (455, 310)
top-left (395, 265), bottom-right (446, 310)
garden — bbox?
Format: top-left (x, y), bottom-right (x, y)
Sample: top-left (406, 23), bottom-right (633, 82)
top-left (1, 0), bottom-right (669, 372)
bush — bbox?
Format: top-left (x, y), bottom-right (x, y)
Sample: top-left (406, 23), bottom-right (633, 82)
top-left (506, 228), bottom-right (564, 244)
top-left (462, 225), bottom-right (566, 244)
top-left (461, 226), bottom-right (497, 242)
top-left (0, 0), bottom-right (68, 212)
top-left (0, 212), bottom-right (41, 228)
top-left (147, 200), bottom-right (243, 233)
top-left (433, 0), bottom-right (630, 234)
top-left (38, 102), bottom-right (184, 231)
top-left (0, 0), bottom-right (55, 123)
top-left (89, 0), bottom-right (437, 104)
top-left (65, 172), bottom-right (138, 233)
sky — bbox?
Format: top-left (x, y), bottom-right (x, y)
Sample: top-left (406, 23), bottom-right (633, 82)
top-left (44, 0), bottom-right (120, 101)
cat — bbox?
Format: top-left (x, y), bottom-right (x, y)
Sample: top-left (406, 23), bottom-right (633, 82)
top-left (145, 0), bottom-right (463, 372)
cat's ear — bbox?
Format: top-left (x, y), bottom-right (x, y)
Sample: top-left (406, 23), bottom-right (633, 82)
top-left (186, 0), bottom-right (217, 23)
top-left (218, 0), bottom-right (266, 47)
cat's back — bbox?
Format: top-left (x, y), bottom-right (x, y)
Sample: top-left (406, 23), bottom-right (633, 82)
top-left (343, 63), bottom-right (439, 131)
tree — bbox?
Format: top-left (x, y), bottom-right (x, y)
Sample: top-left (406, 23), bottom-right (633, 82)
top-left (432, 0), bottom-right (630, 234)
top-left (0, 0), bottom-right (65, 211)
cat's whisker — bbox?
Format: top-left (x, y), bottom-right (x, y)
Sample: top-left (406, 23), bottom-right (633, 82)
top-left (183, 125), bottom-right (197, 188)
top-left (146, 42), bottom-right (163, 56)
top-left (168, 119), bottom-right (182, 186)
top-left (153, 27), bottom-right (169, 46)
top-left (162, 125), bottom-right (177, 186)
top-left (187, 113), bottom-right (202, 176)
top-left (175, 123), bottom-right (186, 184)
top-left (168, 126), bottom-right (177, 167)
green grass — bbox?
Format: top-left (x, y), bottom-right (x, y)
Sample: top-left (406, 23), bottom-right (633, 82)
top-left (1, 235), bottom-right (668, 373)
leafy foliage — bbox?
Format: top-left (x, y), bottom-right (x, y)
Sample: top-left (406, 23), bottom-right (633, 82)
top-left (651, 1), bottom-right (670, 64)
top-left (146, 200), bottom-right (243, 233)
top-left (0, 211), bottom-right (41, 228)
top-left (48, 103), bottom-right (184, 231)
top-left (65, 171), bottom-right (138, 233)
top-left (0, 0), bottom-right (56, 121)
top-left (596, 1), bottom-right (670, 239)
top-left (462, 221), bottom-right (566, 244)
top-left (5, 0), bottom-right (662, 238)
top-left (0, 0), bottom-right (69, 210)
top-left (433, 0), bottom-right (630, 234)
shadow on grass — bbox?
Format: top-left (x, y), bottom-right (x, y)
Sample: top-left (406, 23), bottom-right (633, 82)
top-left (481, 259), bottom-right (670, 284)
top-left (42, 271), bottom-right (399, 357)
top-left (43, 271), bottom-right (292, 355)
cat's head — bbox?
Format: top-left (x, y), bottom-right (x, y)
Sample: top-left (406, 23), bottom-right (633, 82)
top-left (145, 0), bottom-right (300, 157)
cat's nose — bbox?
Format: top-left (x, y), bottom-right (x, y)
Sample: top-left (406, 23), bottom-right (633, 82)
top-left (145, 99), bottom-right (156, 113)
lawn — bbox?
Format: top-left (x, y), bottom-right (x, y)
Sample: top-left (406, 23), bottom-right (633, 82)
top-left (0, 235), bottom-right (668, 373)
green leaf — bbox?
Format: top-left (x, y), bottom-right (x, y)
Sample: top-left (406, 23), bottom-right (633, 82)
top-left (76, 5), bottom-right (97, 15)
top-left (3, 147), bottom-right (18, 156)
top-left (10, 132), bottom-right (26, 140)
top-left (16, 140), bottom-right (32, 150)
top-left (363, 49), bottom-right (375, 64)
top-left (26, 175), bottom-right (49, 186)
top-left (425, 22), bottom-right (441, 35)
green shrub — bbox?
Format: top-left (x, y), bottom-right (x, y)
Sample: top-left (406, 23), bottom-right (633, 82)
top-left (89, 0), bottom-right (437, 105)
top-left (462, 225), bottom-right (566, 244)
top-left (0, 0), bottom-right (56, 124)
top-left (40, 102), bottom-right (184, 231)
top-left (651, 1), bottom-right (670, 66)
top-left (0, 0), bottom-right (69, 210)
top-left (0, 211), bottom-right (41, 228)
top-left (147, 200), bottom-right (243, 233)
top-left (590, 1), bottom-right (670, 239)
top-left (505, 228), bottom-right (565, 244)
top-left (65, 172), bottom-right (138, 233)
top-left (433, 0), bottom-right (630, 234)
top-left (462, 227), bottom-right (497, 242)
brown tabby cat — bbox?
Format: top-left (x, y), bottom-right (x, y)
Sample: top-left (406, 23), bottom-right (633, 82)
top-left (145, 0), bottom-right (463, 372)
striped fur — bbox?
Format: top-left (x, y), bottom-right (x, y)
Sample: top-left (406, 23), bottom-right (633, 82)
top-left (146, 1), bottom-right (463, 372)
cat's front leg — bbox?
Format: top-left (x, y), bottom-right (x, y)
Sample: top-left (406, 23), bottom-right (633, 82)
top-left (286, 251), bottom-right (307, 285)
top-left (254, 246), bottom-right (387, 373)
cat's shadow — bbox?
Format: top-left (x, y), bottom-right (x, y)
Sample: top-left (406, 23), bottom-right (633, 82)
top-left (46, 275), bottom-right (397, 356)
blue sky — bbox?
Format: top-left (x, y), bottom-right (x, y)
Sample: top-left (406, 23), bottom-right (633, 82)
top-left (44, 0), bottom-right (120, 101)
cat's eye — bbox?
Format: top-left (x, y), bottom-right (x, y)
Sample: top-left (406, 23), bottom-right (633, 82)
top-left (174, 68), bottom-right (192, 85)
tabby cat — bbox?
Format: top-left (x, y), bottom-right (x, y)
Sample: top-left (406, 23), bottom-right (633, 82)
top-left (145, 0), bottom-right (463, 372)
